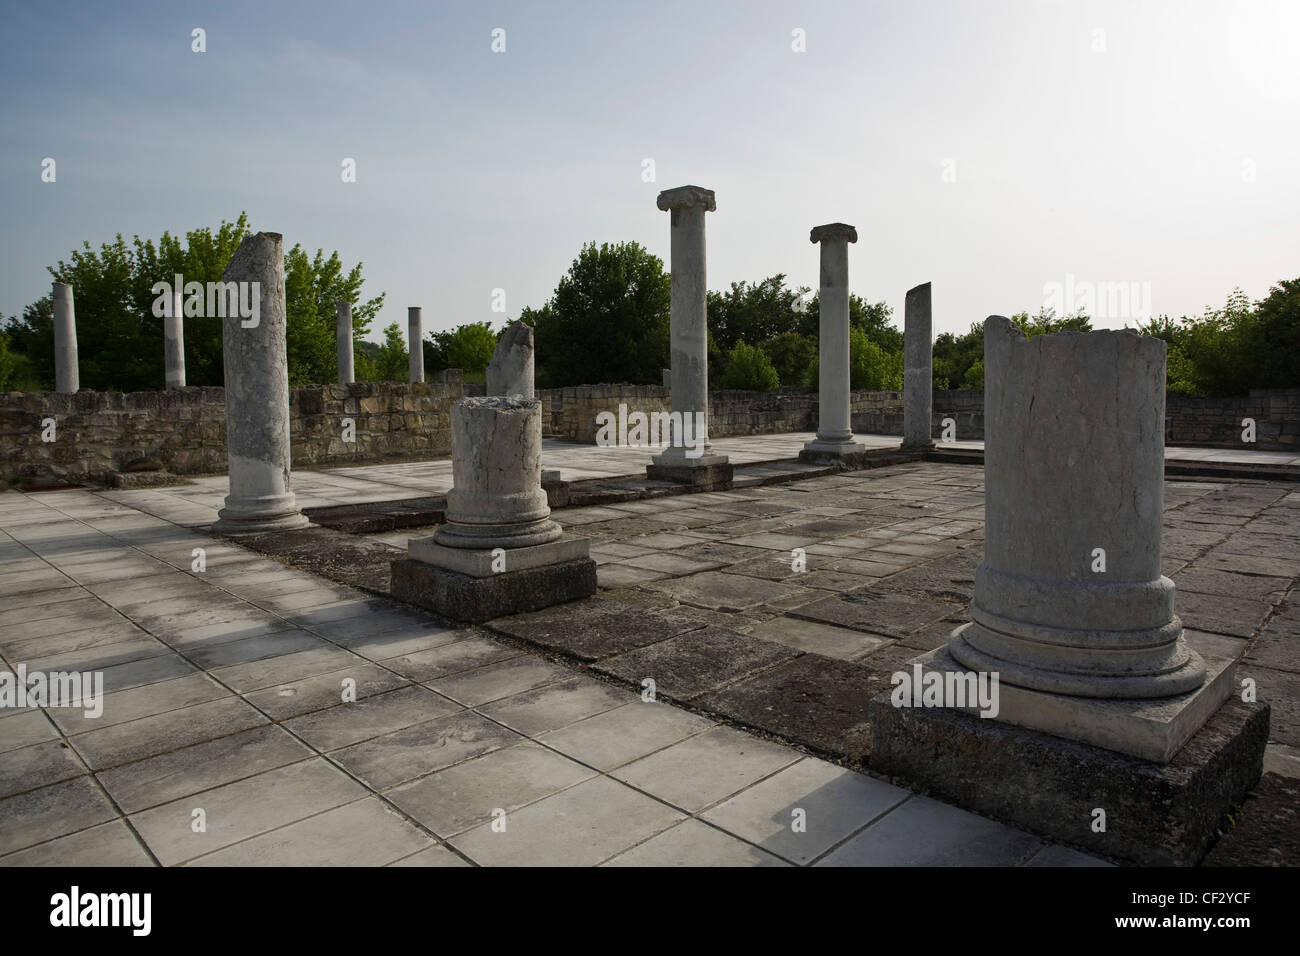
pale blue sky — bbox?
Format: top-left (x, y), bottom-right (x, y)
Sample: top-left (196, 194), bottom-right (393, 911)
top-left (3, 0), bottom-right (1297, 343)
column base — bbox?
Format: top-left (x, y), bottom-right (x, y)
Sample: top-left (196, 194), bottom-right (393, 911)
top-left (868, 646), bottom-right (1268, 866)
top-left (646, 459), bottom-right (733, 490)
top-left (800, 439), bottom-right (866, 459)
top-left (408, 535), bottom-right (589, 578)
top-left (917, 640), bottom-right (1235, 762)
top-left (212, 495), bottom-right (310, 535)
top-left (391, 555), bottom-right (597, 624)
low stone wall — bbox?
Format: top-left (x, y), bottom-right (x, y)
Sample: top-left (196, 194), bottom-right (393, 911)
top-left (1166, 389), bottom-right (1300, 449)
top-left (539, 386), bottom-right (818, 443)
top-left (4, 381), bottom-right (1294, 486)
top-left (851, 389), bottom-right (985, 441)
top-left (2, 381), bottom-right (466, 485)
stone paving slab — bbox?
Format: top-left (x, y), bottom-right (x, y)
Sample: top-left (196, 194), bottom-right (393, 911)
top-left (4, 454), bottom-right (1292, 866)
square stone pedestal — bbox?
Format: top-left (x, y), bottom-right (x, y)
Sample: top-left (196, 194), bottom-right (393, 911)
top-left (392, 536), bottom-right (596, 624)
top-left (646, 453), bottom-right (733, 490)
top-left (868, 646), bottom-right (1269, 866)
top-left (798, 439), bottom-right (866, 464)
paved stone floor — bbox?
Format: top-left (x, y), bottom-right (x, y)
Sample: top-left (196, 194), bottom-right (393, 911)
top-left (1, 434), bottom-right (1296, 866)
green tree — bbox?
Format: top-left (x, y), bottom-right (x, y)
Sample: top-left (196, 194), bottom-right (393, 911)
top-left (366, 323), bottom-right (409, 382)
top-left (531, 241), bottom-right (670, 387)
top-left (3, 214), bottom-right (384, 390)
top-left (806, 327), bottom-right (903, 390)
top-left (707, 275), bottom-right (810, 353)
top-left (961, 359), bottom-right (985, 389)
top-left (762, 331), bottom-right (816, 388)
top-left (720, 341), bottom-right (779, 391)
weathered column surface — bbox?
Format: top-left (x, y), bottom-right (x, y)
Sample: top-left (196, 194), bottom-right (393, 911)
top-left (165, 290), bottom-right (185, 389)
top-left (394, 396), bottom-right (595, 622)
top-left (647, 185), bottom-right (730, 486)
top-left (948, 317), bottom-right (1207, 700)
top-left (408, 307), bottom-right (424, 383)
top-left (902, 282), bottom-right (933, 448)
top-left (486, 320), bottom-right (534, 398)
top-left (803, 223), bottom-right (863, 457)
top-left (52, 283), bottom-right (78, 394)
top-left (337, 302), bottom-right (354, 384)
top-left (212, 232), bottom-right (308, 534)
top-left (867, 316), bottom-right (1264, 865)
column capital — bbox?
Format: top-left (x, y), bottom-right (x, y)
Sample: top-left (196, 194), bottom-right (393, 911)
top-left (657, 185), bottom-right (716, 212)
top-left (810, 223), bottom-right (857, 244)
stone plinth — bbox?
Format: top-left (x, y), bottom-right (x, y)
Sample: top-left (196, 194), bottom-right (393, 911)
top-left (164, 290), bottom-right (185, 389)
top-left (650, 185), bottom-right (728, 476)
top-left (803, 223), bottom-right (863, 460)
top-left (212, 232), bottom-right (309, 534)
top-left (902, 282), bottom-right (933, 448)
top-left (408, 307), bottom-right (424, 383)
top-left (337, 302), bottom-right (354, 384)
top-left (486, 320), bottom-right (534, 398)
top-left (392, 396), bottom-right (594, 621)
top-left (53, 283), bottom-right (78, 394)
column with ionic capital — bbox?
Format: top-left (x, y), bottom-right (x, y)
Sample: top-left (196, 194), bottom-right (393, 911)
top-left (803, 223), bottom-right (864, 457)
top-left (648, 185), bottom-right (729, 478)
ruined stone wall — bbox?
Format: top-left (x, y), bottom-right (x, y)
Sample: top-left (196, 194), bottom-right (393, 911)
top-left (1165, 389), bottom-right (1300, 449)
top-left (1, 381), bottom-right (465, 485)
top-left (537, 385), bottom-right (817, 443)
top-left (4, 382), bottom-right (1294, 485)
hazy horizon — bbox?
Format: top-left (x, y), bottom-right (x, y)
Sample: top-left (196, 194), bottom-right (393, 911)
top-left (3, 0), bottom-right (1297, 344)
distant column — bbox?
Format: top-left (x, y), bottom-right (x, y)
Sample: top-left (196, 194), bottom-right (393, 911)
top-left (902, 282), bottom-right (934, 448)
top-left (165, 290), bottom-right (185, 389)
top-left (337, 302), bottom-right (354, 384)
top-left (803, 223), bottom-right (863, 458)
top-left (212, 232), bottom-right (308, 534)
top-left (52, 283), bottom-right (78, 393)
top-left (408, 307), bottom-right (424, 383)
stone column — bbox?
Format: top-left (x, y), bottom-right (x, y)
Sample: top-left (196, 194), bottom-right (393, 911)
top-left (165, 290), bottom-right (185, 389)
top-left (803, 223), bottom-right (863, 458)
top-left (212, 232), bottom-right (309, 534)
top-left (647, 185), bottom-right (731, 486)
top-left (486, 321), bottom-right (533, 398)
top-left (867, 316), bottom-right (1260, 866)
top-left (949, 317), bottom-right (1208, 701)
top-left (52, 283), bottom-right (78, 394)
top-left (393, 396), bottom-right (595, 623)
top-left (337, 302), bottom-right (354, 384)
top-left (902, 282), bottom-right (934, 448)
top-left (408, 307), bottom-right (424, 383)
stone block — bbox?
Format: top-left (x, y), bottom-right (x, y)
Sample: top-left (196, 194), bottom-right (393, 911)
top-left (390, 556), bottom-right (597, 624)
top-left (868, 688), bottom-right (1269, 866)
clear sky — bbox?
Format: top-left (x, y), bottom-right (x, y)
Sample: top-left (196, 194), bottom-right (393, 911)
top-left (2, 0), bottom-right (1297, 343)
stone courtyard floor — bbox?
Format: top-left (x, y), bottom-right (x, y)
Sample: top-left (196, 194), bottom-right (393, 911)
top-left (1, 434), bottom-right (1296, 866)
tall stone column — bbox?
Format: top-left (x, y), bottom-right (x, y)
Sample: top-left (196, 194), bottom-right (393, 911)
top-left (902, 282), bottom-right (934, 448)
top-left (165, 290), bottom-right (185, 389)
top-left (212, 232), bottom-right (309, 534)
top-left (646, 185), bottom-right (731, 488)
top-left (408, 307), bottom-right (424, 383)
top-left (803, 223), bottom-right (863, 458)
top-left (52, 283), bottom-right (78, 394)
top-left (337, 302), bottom-right (354, 384)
